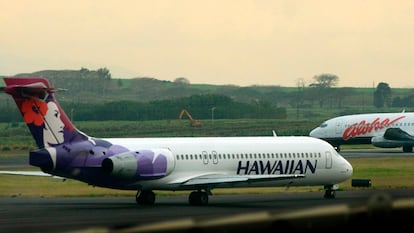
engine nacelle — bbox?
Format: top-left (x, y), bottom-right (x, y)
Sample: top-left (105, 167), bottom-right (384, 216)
top-left (371, 136), bottom-right (403, 148)
top-left (102, 149), bottom-right (175, 179)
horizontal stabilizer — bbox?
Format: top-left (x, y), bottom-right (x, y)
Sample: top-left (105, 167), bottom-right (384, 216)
top-left (3, 85), bottom-right (66, 101)
top-left (0, 170), bottom-right (64, 179)
top-left (1, 82), bottom-right (67, 93)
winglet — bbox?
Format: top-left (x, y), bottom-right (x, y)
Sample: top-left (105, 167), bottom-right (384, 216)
top-left (272, 130), bottom-right (277, 137)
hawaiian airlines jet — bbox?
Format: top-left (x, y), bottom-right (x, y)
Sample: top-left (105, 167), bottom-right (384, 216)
top-left (0, 77), bottom-right (353, 205)
top-left (309, 111), bottom-right (414, 152)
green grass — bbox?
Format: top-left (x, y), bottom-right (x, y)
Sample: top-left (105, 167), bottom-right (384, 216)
top-left (344, 157), bottom-right (414, 190)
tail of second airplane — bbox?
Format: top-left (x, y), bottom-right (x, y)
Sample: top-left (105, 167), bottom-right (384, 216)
top-left (3, 77), bottom-right (89, 149)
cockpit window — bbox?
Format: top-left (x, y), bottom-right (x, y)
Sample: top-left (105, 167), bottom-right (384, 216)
top-left (319, 123), bottom-right (328, 128)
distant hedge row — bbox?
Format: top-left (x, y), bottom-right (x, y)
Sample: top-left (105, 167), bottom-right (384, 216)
top-left (0, 94), bottom-right (287, 122)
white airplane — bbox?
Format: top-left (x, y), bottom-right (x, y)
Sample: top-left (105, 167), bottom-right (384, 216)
top-left (309, 111), bottom-right (414, 152)
top-left (0, 77), bottom-right (353, 205)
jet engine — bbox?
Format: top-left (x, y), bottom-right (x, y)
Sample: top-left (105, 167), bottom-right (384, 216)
top-left (102, 149), bottom-right (175, 179)
top-left (371, 136), bottom-right (403, 148)
top-left (371, 136), bottom-right (414, 152)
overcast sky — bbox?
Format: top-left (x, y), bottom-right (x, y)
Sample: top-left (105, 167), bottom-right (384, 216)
top-left (1, 0), bottom-right (414, 87)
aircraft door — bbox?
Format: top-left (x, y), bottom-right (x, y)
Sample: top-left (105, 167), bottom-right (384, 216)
top-left (202, 151), bottom-right (209, 164)
top-left (212, 151), bottom-right (218, 164)
top-left (201, 151), bottom-right (218, 165)
top-left (325, 151), bottom-right (332, 169)
top-left (335, 120), bottom-right (343, 135)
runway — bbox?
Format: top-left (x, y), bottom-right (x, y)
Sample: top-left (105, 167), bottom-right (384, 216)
top-left (1, 148), bottom-right (414, 233)
top-left (340, 147), bottom-right (414, 158)
top-left (1, 189), bottom-right (414, 233)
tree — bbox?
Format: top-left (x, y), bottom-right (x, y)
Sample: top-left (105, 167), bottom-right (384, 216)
top-left (373, 82), bottom-right (392, 108)
top-left (309, 73), bottom-right (339, 108)
top-left (392, 95), bottom-right (414, 107)
top-left (97, 67), bottom-right (112, 80)
top-left (174, 77), bottom-right (190, 85)
top-left (97, 67), bottom-right (112, 97)
top-left (310, 73), bottom-right (339, 88)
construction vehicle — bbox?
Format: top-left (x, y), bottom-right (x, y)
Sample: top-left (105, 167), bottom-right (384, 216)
top-left (178, 109), bottom-right (202, 127)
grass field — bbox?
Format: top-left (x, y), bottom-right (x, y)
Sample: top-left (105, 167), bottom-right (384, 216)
top-left (1, 156), bottom-right (413, 198)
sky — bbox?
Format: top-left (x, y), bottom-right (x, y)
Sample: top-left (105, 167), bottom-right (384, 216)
top-left (1, 0), bottom-right (414, 88)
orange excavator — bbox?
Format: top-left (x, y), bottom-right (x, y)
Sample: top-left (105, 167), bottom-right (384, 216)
top-left (178, 109), bottom-right (202, 127)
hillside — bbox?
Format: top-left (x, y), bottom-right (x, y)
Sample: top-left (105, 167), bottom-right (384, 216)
top-left (5, 69), bottom-right (293, 104)
top-left (2, 68), bottom-right (414, 121)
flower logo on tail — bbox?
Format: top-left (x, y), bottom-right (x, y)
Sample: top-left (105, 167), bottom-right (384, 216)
top-left (21, 99), bottom-right (48, 126)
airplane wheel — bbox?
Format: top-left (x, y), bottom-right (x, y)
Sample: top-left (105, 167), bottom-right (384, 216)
top-left (199, 192), bottom-right (208, 205)
top-left (324, 190), bottom-right (336, 199)
top-left (403, 146), bottom-right (413, 153)
top-left (189, 191), bottom-right (209, 206)
top-left (334, 145), bottom-right (341, 152)
top-left (136, 190), bottom-right (156, 205)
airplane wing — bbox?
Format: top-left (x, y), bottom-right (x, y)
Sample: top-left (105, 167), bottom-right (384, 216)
top-left (0, 171), bottom-right (64, 179)
top-left (1, 170), bottom-right (304, 185)
top-left (371, 127), bottom-right (414, 152)
top-left (171, 173), bottom-right (305, 186)
top-left (383, 128), bottom-right (414, 141)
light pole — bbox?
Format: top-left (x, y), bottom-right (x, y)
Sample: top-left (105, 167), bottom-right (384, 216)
top-left (296, 78), bottom-right (304, 120)
top-left (211, 107), bottom-right (216, 123)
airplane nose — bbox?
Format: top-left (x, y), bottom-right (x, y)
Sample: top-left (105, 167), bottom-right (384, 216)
top-left (344, 160), bottom-right (353, 178)
top-left (309, 128), bottom-right (319, 137)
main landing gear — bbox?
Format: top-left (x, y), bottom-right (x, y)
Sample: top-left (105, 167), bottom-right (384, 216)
top-left (403, 145), bottom-right (413, 153)
top-left (188, 190), bottom-right (209, 206)
top-left (136, 190), bottom-right (156, 205)
top-left (323, 184), bottom-right (338, 199)
top-left (135, 189), bottom-right (211, 206)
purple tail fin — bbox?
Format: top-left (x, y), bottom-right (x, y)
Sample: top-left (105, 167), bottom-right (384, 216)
top-left (3, 77), bottom-right (88, 149)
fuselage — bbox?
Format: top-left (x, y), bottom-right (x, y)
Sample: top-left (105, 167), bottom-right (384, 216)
top-left (309, 112), bottom-right (414, 147)
top-left (47, 136), bottom-right (352, 191)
